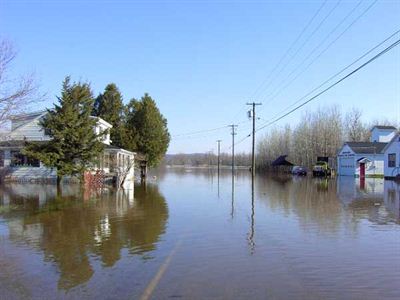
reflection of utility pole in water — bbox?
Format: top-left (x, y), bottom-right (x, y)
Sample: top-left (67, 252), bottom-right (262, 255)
top-left (247, 177), bottom-right (255, 254)
top-left (217, 174), bottom-right (220, 198)
top-left (217, 140), bottom-right (221, 176)
top-left (229, 124), bottom-right (238, 177)
top-left (231, 174), bottom-right (235, 219)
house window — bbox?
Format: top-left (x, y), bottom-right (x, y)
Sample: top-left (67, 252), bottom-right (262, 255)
top-left (104, 153), bottom-right (110, 168)
top-left (26, 156), bottom-right (40, 167)
top-left (10, 151), bottom-right (40, 167)
top-left (11, 151), bottom-right (24, 166)
top-left (388, 153), bottom-right (396, 168)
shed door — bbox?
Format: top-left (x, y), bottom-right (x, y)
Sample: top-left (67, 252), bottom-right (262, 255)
top-left (338, 157), bottom-right (355, 176)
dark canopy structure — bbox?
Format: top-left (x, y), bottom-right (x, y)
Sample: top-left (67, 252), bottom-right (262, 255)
top-left (271, 155), bottom-right (294, 167)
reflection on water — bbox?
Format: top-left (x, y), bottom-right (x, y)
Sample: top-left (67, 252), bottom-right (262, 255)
top-left (0, 183), bottom-right (168, 292)
top-left (0, 170), bottom-right (399, 299)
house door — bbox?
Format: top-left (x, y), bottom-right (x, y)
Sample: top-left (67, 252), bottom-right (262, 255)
top-left (360, 163), bottom-right (366, 178)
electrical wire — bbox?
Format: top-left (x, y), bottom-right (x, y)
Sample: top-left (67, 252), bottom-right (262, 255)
top-left (256, 37), bottom-right (400, 133)
top-left (251, 0), bottom-right (328, 100)
top-left (227, 33), bottom-right (400, 149)
top-left (254, 0), bottom-right (342, 101)
top-left (262, 0), bottom-right (379, 106)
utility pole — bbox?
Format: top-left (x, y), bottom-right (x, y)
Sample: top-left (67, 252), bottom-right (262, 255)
top-left (217, 140), bottom-right (222, 174)
top-left (246, 102), bottom-right (262, 177)
top-left (228, 124), bottom-right (238, 176)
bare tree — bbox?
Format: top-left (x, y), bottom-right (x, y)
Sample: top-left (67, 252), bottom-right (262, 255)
top-left (0, 39), bottom-right (41, 126)
top-left (344, 108), bottom-right (369, 142)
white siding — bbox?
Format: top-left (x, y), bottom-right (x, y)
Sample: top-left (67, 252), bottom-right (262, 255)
top-left (337, 144), bottom-right (385, 177)
top-left (337, 145), bottom-right (355, 176)
top-left (370, 128), bottom-right (396, 143)
top-left (384, 136), bottom-right (400, 178)
top-left (9, 115), bottom-right (50, 141)
top-left (354, 154), bottom-right (384, 177)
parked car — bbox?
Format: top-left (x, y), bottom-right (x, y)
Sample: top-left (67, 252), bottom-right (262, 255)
top-left (291, 166), bottom-right (307, 176)
top-left (312, 161), bottom-right (331, 177)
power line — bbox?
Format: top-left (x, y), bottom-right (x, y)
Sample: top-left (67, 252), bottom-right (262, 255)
top-left (251, 0), bottom-right (328, 99)
top-left (254, 0), bottom-right (342, 101)
top-left (262, 0), bottom-right (378, 105)
top-left (172, 125), bottom-right (229, 138)
top-left (258, 29), bottom-right (400, 129)
top-left (266, 29), bottom-right (400, 122)
top-left (230, 32), bottom-right (400, 149)
top-left (172, 119), bottom-right (249, 139)
top-left (256, 37), bottom-right (400, 133)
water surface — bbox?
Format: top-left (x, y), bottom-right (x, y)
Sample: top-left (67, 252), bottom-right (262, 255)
top-left (0, 170), bottom-right (399, 299)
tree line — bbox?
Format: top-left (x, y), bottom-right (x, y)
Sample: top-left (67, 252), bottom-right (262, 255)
top-left (163, 152), bottom-right (252, 167)
top-left (256, 105), bottom-right (398, 170)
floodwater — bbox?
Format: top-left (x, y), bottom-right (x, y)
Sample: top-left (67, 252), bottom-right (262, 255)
top-left (0, 169), bottom-right (399, 300)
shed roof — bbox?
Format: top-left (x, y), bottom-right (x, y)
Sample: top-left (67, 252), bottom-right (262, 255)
top-left (271, 155), bottom-right (294, 166)
top-left (370, 125), bottom-right (397, 131)
top-left (345, 142), bottom-right (387, 154)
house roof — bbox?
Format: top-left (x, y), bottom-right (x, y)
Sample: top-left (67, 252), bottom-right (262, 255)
top-left (370, 125), bottom-right (397, 131)
top-left (10, 110), bottom-right (47, 121)
top-left (345, 142), bottom-right (388, 154)
top-left (271, 155), bottom-right (294, 166)
top-left (104, 144), bottom-right (135, 155)
top-left (382, 132), bottom-right (400, 153)
top-left (0, 140), bottom-right (47, 148)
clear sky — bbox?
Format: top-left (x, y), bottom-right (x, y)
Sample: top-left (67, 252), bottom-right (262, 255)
top-left (1, 0), bottom-right (399, 154)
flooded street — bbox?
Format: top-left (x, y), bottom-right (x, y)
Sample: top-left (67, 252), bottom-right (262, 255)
top-left (0, 169), bottom-right (399, 300)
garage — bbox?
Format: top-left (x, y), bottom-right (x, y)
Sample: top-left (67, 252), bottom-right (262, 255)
top-left (338, 156), bottom-right (355, 176)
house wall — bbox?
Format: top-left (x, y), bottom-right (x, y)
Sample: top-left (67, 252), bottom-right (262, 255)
top-left (337, 145), bottom-right (384, 177)
top-left (9, 115), bottom-right (50, 141)
top-left (94, 123), bottom-right (111, 145)
top-left (384, 136), bottom-right (400, 178)
top-left (337, 145), bottom-right (355, 176)
top-left (354, 154), bottom-right (384, 177)
top-left (370, 128), bottom-right (396, 143)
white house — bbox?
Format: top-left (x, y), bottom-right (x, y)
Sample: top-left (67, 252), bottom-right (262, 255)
top-left (383, 132), bottom-right (400, 179)
top-left (337, 126), bottom-right (397, 177)
top-left (0, 110), bottom-right (135, 185)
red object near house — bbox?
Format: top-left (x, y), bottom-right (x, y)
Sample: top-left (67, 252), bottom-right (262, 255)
top-left (360, 163), bottom-right (366, 178)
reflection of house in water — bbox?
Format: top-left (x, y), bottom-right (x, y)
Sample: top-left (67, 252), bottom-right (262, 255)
top-left (384, 180), bottom-right (400, 219)
top-left (0, 183), bottom-right (168, 290)
top-left (336, 177), bottom-right (399, 223)
top-left (336, 177), bottom-right (384, 205)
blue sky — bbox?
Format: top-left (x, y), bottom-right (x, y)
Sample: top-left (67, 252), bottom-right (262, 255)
top-left (1, 0), bottom-right (399, 154)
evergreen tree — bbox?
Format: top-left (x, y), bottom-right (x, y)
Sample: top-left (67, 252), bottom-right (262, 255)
top-left (93, 83), bottom-right (127, 148)
top-left (126, 93), bottom-right (170, 166)
top-left (23, 77), bottom-right (104, 184)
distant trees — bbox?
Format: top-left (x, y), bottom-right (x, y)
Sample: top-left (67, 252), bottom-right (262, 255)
top-left (0, 39), bottom-right (42, 126)
top-left (23, 77), bottom-right (104, 184)
top-left (163, 152), bottom-right (251, 167)
top-left (256, 105), bottom-right (397, 170)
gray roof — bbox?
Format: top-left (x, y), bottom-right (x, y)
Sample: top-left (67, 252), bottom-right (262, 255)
top-left (371, 125), bottom-right (397, 131)
top-left (0, 140), bottom-right (47, 148)
top-left (345, 142), bottom-right (387, 154)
